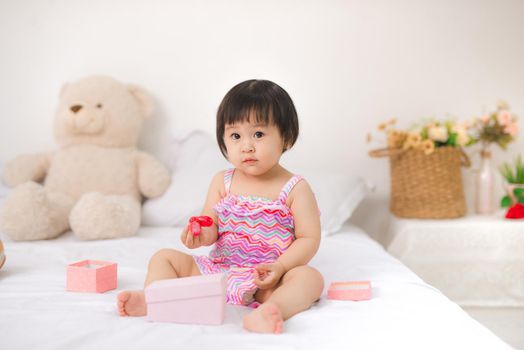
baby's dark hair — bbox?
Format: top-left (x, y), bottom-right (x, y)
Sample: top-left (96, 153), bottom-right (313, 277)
top-left (216, 79), bottom-right (299, 158)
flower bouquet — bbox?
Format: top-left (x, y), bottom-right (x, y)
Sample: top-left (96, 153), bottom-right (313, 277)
top-left (469, 101), bottom-right (518, 151)
top-left (369, 118), bottom-right (471, 219)
top-left (377, 119), bottom-right (472, 154)
top-left (468, 101), bottom-right (518, 214)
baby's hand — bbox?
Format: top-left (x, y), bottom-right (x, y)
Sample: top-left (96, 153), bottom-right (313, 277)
top-left (180, 224), bottom-right (203, 249)
top-left (254, 262), bottom-right (286, 290)
top-left (180, 216), bottom-right (215, 249)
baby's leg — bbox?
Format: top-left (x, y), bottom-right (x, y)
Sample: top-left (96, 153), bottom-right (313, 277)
top-left (243, 265), bottom-right (323, 333)
top-left (143, 248), bottom-right (201, 286)
top-left (118, 249), bottom-right (201, 317)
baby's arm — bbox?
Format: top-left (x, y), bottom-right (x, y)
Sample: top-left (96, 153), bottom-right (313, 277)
top-left (255, 180), bottom-right (321, 289)
top-left (276, 180), bottom-right (321, 269)
top-left (180, 171), bottom-right (224, 248)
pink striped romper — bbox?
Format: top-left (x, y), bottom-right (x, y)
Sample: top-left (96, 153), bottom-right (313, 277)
top-left (193, 168), bottom-right (303, 306)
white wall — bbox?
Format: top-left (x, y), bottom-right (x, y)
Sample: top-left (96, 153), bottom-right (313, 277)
top-left (1, 0), bottom-right (523, 201)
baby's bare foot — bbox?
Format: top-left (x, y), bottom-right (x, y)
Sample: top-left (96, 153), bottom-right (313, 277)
top-left (117, 290), bottom-right (147, 317)
top-left (243, 302), bottom-right (283, 334)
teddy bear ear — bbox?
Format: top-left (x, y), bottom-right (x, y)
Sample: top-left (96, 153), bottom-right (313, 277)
top-left (127, 84), bottom-right (154, 119)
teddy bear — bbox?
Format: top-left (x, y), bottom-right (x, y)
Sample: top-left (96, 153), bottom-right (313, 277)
top-left (0, 75), bottom-right (171, 240)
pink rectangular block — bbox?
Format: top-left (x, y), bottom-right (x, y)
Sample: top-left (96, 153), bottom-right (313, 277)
top-left (145, 273), bottom-right (227, 325)
top-left (66, 260), bottom-right (117, 293)
top-left (328, 281), bottom-right (372, 301)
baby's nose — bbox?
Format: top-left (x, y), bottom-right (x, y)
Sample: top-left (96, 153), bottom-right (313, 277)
top-left (70, 105), bottom-right (83, 113)
top-left (242, 143), bottom-right (255, 152)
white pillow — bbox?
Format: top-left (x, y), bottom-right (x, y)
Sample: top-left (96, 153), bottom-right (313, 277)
top-left (141, 130), bottom-right (229, 226)
top-left (141, 131), bottom-right (369, 235)
top-left (302, 170), bottom-right (369, 235)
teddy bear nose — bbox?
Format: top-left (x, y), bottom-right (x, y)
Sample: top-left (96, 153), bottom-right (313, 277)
top-left (70, 105), bottom-right (83, 113)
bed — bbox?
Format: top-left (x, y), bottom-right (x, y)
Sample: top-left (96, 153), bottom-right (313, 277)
top-left (0, 132), bottom-right (513, 349)
top-left (0, 222), bottom-right (512, 350)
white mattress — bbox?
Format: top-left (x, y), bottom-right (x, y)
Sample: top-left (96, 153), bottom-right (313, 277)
top-left (0, 224), bottom-right (512, 350)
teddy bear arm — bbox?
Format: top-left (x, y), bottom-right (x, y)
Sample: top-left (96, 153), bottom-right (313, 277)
top-left (136, 152), bottom-right (171, 198)
top-left (3, 153), bottom-right (51, 187)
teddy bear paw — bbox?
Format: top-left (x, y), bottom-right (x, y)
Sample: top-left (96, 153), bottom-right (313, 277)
top-left (70, 192), bottom-right (141, 240)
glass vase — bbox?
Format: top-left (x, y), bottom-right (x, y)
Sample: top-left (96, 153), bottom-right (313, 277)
top-left (475, 149), bottom-right (494, 214)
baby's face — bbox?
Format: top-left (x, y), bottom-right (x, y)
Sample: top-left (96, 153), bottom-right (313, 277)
top-left (224, 119), bottom-right (285, 177)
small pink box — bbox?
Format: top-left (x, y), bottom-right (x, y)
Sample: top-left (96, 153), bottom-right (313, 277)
top-left (66, 260), bottom-right (117, 293)
top-left (145, 273), bottom-right (227, 325)
top-left (327, 281), bottom-right (372, 301)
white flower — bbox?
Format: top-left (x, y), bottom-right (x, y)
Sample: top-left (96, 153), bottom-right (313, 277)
top-left (457, 130), bottom-right (470, 146)
top-left (428, 125), bottom-right (448, 142)
top-left (452, 125), bottom-right (469, 146)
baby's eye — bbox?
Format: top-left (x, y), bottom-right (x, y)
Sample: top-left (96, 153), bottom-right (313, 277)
top-left (254, 131), bottom-right (264, 139)
top-left (231, 133), bottom-right (240, 140)
top-left (96, 103), bottom-right (103, 108)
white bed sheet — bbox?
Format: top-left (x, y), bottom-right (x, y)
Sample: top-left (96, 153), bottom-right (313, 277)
top-left (0, 224), bottom-right (512, 350)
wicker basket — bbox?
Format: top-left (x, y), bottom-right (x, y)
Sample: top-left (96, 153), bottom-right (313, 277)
top-left (369, 146), bottom-right (470, 219)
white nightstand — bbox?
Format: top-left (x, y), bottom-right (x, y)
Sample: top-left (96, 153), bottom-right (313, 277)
top-left (385, 212), bottom-right (524, 307)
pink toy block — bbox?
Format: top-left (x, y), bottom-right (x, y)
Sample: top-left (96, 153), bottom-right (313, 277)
top-left (327, 281), bottom-right (372, 301)
top-left (66, 260), bottom-right (117, 293)
top-left (145, 273), bottom-right (227, 325)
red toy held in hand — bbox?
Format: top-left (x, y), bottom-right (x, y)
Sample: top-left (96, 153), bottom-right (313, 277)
top-left (189, 216), bottom-right (214, 236)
